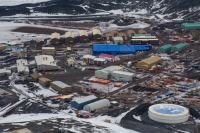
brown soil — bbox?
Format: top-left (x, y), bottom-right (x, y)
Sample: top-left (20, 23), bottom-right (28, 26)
top-left (12, 26), bottom-right (67, 35)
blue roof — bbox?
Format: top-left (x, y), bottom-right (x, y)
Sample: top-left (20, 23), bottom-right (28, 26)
top-left (93, 44), bottom-right (151, 52)
top-left (153, 104), bottom-right (185, 114)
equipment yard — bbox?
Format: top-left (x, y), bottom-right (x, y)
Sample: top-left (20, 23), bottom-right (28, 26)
top-left (0, 12), bottom-right (200, 133)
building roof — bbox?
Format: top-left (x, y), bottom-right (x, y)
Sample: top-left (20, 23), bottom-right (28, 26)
top-left (67, 47), bottom-right (71, 51)
top-left (30, 72), bottom-right (40, 79)
top-left (67, 59), bottom-right (75, 64)
top-left (74, 95), bottom-right (97, 104)
top-left (6, 128), bottom-right (33, 133)
top-left (159, 44), bottom-right (173, 49)
top-left (172, 18), bottom-right (184, 21)
top-left (99, 53), bottom-right (116, 58)
top-left (118, 32), bottom-right (127, 37)
top-left (139, 56), bottom-right (162, 65)
top-left (16, 59), bottom-right (29, 73)
top-left (65, 32), bottom-right (74, 38)
top-left (51, 32), bottom-right (60, 39)
top-left (35, 55), bottom-right (57, 66)
top-left (173, 43), bottom-right (186, 49)
top-left (93, 58), bottom-right (106, 61)
top-left (113, 37), bottom-right (123, 41)
top-left (134, 34), bottom-right (151, 36)
top-left (112, 71), bottom-right (135, 76)
top-left (92, 29), bottom-right (101, 35)
top-left (83, 55), bottom-right (96, 59)
top-left (103, 66), bottom-right (122, 72)
top-left (51, 81), bottom-right (71, 88)
top-left (42, 47), bottom-right (55, 50)
top-left (138, 29), bottom-right (147, 34)
top-left (39, 77), bottom-right (52, 82)
top-left (83, 99), bottom-right (110, 111)
top-left (93, 44), bottom-right (151, 53)
top-left (0, 68), bottom-right (11, 74)
top-left (110, 30), bottom-right (118, 35)
top-left (127, 30), bottom-right (136, 35)
top-left (105, 33), bottom-right (114, 37)
top-left (79, 30), bottom-right (88, 36)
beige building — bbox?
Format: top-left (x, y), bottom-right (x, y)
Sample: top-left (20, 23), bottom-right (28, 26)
top-left (51, 81), bottom-right (72, 93)
top-left (39, 77), bottom-right (52, 87)
top-left (105, 33), bottom-right (114, 41)
top-left (190, 29), bottom-right (200, 38)
top-left (118, 32), bottom-right (127, 40)
top-left (127, 30), bottom-right (136, 38)
top-left (110, 30), bottom-right (119, 37)
top-left (6, 128), bottom-right (33, 133)
top-left (17, 51), bottom-right (27, 58)
top-left (137, 56), bottom-right (162, 70)
top-left (92, 29), bottom-right (101, 41)
top-left (51, 32), bottom-right (60, 45)
top-left (138, 29), bottom-right (147, 34)
top-left (42, 47), bottom-right (56, 55)
top-left (79, 30), bottom-right (88, 42)
top-left (65, 32), bottom-right (74, 44)
top-left (113, 37), bottom-right (123, 45)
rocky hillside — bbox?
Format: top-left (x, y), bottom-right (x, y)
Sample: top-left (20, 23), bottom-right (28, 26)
top-left (0, 0), bottom-right (199, 19)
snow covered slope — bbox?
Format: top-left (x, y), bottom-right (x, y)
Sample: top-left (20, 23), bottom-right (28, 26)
top-left (0, 0), bottom-right (49, 6)
top-left (0, 0), bottom-right (199, 19)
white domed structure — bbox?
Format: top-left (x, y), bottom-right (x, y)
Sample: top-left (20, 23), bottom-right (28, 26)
top-left (148, 104), bottom-right (189, 123)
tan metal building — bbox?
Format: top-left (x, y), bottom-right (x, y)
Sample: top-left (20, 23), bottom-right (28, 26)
top-left (118, 32), bottom-right (127, 40)
top-left (110, 30), bottom-right (118, 37)
top-left (190, 29), bottom-right (200, 38)
top-left (79, 30), bottom-right (88, 42)
top-left (127, 30), bottom-right (136, 37)
top-left (42, 47), bottom-right (56, 55)
top-left (17, 51), bottom-right (27, 58)
top-left (138, 29), bottom-right (147, 34)
top-left (65, 32), bottom-right (74, 44)
top-left (137, 56), bottom-right (162, 70)
top-left (39, 77), bottom-right (52, 87)
top-left (92, 29), bottom-right (101, 41)
top-left (51, 32), bottom-right (60, 45)
top-left (105, 33), bottom-right (114, 41)
top-left (6, 128), bottom-right (33, 133)
top-left (36, 39), bottom-right (44, 44)
top-left (51, 81), bottom-right (72, 93)
top-left (26, 72), bottom-right (40, 82)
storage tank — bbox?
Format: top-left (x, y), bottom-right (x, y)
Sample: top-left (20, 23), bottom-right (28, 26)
top-left (148, 104), bottom-right (189, 123)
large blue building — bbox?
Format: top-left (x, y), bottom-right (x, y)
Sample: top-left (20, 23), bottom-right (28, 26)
top-left (93, 44), bottom-right (152, 55)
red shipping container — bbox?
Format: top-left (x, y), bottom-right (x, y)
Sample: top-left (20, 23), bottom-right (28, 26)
top-left (83, 114), bottom-right (89, 118)
top-left (138, 69), bottom-right (143, 72)
top-left (187, 96), bottom-right (193, 98)
top-left (148, 69), bottom-right (155, 72)
top-left (198, 97), bottom-right (200, 99)
top-left (154, 67), bottom-right (159, 70)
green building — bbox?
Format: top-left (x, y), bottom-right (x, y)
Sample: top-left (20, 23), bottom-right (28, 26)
top-left (181, 23), bottom-right (200, 30)
top-left (158, 44), bottom-right (173, 53)
top-left (134, 34), bottom-right (151, 36)
top-left (171, 43), bottom-right (187, 52)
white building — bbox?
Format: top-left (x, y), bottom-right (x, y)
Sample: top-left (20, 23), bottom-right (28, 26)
top-left (35, 55), bottom-right (59, 71)
top-left (0, 68), bottom-right (11, 76)
top-left (111, 71), bottom-right (136, 82)
top-left (16, 59), bottom-right (29, 75)
top-left (95, 66), bottom-right (123, 79)
top-left (172, 18), bottom-right (184, 23)
top-left (113, 37), bottom-right (123, 44)
top-left (83, 99), bottom-right (110, 112)
top-left (83, 55), bottom-right (96, 64)
top-left (93, 58), bottom-right (107, 66)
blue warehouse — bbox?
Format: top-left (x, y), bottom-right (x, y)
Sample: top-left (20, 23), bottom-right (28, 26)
top-left (93, 44), bottom-right (152, 55)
